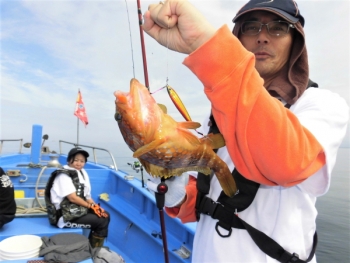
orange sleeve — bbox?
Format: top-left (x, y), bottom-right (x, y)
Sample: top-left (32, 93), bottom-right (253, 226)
top-left (165, 176), bottom-right (197, 223)
top-left (183, 25), bottom-right (325, 187)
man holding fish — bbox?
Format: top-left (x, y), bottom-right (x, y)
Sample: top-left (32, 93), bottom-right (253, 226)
top-left (139, 0), bottom-right (349, 262)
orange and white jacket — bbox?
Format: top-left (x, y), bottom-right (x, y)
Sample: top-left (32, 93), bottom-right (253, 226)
top-left (166, 26), bottom-right (349, 263)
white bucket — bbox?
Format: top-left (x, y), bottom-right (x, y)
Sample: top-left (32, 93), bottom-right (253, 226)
top-left (0, 235), bottom-right (42, 260)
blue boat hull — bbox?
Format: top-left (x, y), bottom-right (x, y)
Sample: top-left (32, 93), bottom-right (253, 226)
top-left (0, 125), bottom-right (196, 262)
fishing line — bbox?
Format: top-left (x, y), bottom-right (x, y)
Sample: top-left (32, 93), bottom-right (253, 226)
top-left (165, 20), bottom-right (170, 86)
top-left (124, 0), bottom-right (136, 78)
top-left (150, 18), bottom-right (170, 94)
top-left (150, 85), bottom-right (167, 95)
top-left (151, 19), bottom-right (170, 94)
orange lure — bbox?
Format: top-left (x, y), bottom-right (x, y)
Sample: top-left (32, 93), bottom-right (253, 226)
top-left (166, 85), bottom-right (192, 122)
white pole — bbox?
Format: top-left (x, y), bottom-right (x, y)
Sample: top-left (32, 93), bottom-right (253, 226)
top-left (77, 117), bottom-right (79, 145)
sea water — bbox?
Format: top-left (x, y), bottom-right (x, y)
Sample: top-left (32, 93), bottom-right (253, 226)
top-left (315, 147), bottom-right (350, 262)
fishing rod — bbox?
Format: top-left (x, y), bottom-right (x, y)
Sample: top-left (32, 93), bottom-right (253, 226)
top-left (135, 1), bottom-right (170, 262)
top-left (136, 0), bottom-right (150, 90)
top-left (155, 179), bottom-right (170, 263)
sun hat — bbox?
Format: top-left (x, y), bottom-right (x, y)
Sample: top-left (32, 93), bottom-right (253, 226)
top-left (233, 0), bottom-right (305, 27)
top-left (67, 147), bottom-right (89, 162)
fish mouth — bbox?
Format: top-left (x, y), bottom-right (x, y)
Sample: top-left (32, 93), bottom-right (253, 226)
top-left (130, 78), bottom-right (144, 102)
top-left (114, 90), bottom-right (130, 111)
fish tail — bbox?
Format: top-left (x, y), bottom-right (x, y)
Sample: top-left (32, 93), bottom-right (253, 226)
top-left (214, 165), bottom-right (238, 197)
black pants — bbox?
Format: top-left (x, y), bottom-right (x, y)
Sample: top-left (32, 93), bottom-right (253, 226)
top-left (0, 214), bottom-right (15, 229)
top-left (65, 210), bottom-right (110, 237)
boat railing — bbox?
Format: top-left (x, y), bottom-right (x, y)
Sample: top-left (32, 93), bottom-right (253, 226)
top-left (59, 140), bottom-right (118, 171)
top-left (0, 139), bottom-right (23, 154)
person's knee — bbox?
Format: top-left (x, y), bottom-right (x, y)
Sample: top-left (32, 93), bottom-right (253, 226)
top-left (105, 211), bottom-right (111, 223)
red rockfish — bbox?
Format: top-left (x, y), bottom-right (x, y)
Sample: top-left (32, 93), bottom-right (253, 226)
top-left (114, 78), bottom-right (237, 197)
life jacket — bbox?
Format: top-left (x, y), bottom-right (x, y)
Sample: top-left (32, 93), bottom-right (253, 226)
top-left (195, 80), bottom-right (318, 263)
top-left (45, 169), bottom-right (88, 226)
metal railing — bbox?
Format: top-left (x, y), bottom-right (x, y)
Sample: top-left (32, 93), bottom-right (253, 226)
top-left (0, 139), bottom-right (23, 154)
top-left (58, 140), bottom-right (118, 171)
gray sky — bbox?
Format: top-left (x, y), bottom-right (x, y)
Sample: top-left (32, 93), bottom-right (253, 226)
top-left (1, 0), bottom-right (349, 158)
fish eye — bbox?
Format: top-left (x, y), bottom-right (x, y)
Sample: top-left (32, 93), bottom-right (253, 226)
top-left (114, 112), bottom-right (122, 122)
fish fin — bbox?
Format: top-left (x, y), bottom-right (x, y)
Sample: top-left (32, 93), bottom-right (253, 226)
top-left (158, 104), bottom-right (167, 114)
top-left (177, 128), bottom-right (201, 146)
top-left (216, 170), bottom-right (238, 198)
top-left (211, 158), bottom-right (237, 197)
top-left (177, 121), bottom-right (201, 130)
top-left (204, 133), bottom-right (226, 149)
top-left (140, 159), bottom-right (211, 178)
top-left (133, 138), bottom-right (167, 158)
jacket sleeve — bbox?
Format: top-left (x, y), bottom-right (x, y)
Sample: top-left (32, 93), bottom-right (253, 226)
top-left (183, 25), bottom-right (326, 187)
top-left (165, 176), bottom-right (197, 223)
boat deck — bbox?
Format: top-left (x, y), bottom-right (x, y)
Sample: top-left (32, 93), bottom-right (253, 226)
top-left (0, 217), bottom-right (92, 262)
top-left (0, 167), bottom-right (195, 262)
top-left (0, 217), bottom-right (83, 241)
top-left (0, 130), bottom-right (195, 263)
top-left (0, 216), bottom-right (132, 263)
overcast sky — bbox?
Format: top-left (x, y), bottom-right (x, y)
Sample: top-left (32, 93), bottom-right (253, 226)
top-left (1, 0), bottom-right (349, 159)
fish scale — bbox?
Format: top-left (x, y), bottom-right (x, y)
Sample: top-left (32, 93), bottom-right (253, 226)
top-left (114, 78), bottom-right (237, 197)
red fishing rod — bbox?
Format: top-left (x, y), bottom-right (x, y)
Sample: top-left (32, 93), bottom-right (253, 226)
top-left (136, 1), bottom-right (170, 263)
top-left (136, 0), bottom-right (150, 90)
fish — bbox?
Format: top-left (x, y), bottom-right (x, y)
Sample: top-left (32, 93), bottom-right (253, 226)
top-left (114, 78), bottom-right (237, 197)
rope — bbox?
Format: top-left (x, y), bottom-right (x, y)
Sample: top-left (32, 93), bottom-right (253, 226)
top-left (35, 166), bottom-right (47, 209)
top-left (16, 205), bottom-right (47, 215)
top-left (28, 163), bottom-right (45, 168)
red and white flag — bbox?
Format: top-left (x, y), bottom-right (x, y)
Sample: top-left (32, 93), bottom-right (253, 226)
top-left (74, 90), bottom-right (89, 126)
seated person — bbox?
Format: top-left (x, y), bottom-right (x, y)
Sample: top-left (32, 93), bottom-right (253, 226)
top-left (45, 147), bottom-right (110, 248)
top-left (0, 167), bottom-right (16, 228)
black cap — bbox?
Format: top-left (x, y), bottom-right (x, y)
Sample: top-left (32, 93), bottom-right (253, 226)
top-left (67, 147), bottom-right (89, 162)
top-left (233, 0), bottom-right (305, 27)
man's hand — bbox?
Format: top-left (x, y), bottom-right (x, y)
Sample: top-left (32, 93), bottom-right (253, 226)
top-left (143, 0), bottom-right (216, 54)
top-left (147, 173), bottom-right (189, 207)
top-left (90, 203), bottom-right (108, 218)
